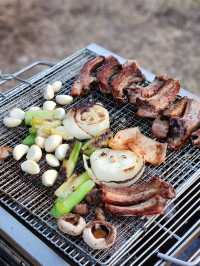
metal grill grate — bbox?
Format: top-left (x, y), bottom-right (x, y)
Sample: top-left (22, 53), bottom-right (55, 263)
top-left (0, 48), bottom-right (200, 266)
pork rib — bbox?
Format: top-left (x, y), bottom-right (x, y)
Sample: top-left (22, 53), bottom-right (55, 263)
top-left (71, 56), bottom-right (105, 96)
top-left (101, 176), bottom-right (175, 206)
top-left (152, 117), bottom-right (170, 139)
top-left (96, 56), bottom-right (121, 94)
top-left (105, 195), bottom-right (167, 216)
top-left (132, 75), bottom-right (180, 118)
top-left (163, 96), bottom-right (188, 118)
top-left (191, 129), bottom-right (200, 147)
top-left (111, 61), bottom-right (144, 102)
top-left (168, 98), bottom-right (200, 150)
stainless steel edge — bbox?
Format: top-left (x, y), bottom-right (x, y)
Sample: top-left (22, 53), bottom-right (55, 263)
top-left (87, 43), bottom-right (200, 100)
top-left (0, 206), bottom-right (70, 266)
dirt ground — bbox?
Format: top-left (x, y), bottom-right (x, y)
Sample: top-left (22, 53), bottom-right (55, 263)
top-left (0, 0), bottom-right (199, 95)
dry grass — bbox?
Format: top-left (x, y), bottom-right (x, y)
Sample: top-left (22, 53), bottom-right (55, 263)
top-left (0, 0), bottom-right (199, 95)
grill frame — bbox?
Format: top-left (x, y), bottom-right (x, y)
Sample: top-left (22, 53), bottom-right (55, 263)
top-left (0, 44), bottom-right (199, 266)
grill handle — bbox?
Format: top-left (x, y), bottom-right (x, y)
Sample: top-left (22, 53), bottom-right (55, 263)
top-left (157, 251), bottom-right (200, 266)
top-left (0, 60), bottom-right (55, 98)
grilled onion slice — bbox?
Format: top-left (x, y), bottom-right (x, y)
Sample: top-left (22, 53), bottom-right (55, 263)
top-left (63, 103), bottom-right (110, 140)
top-left (88, 148), bottom-right (145, 187)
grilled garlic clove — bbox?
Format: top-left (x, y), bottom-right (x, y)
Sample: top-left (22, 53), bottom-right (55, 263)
top-left (35, 136), bottom-right (45, 149)
top-left (21, 160), bottom-right (40, 175)
top-left (28, 106), bottom-right (41, 111)
top-left (44, 84), bottom-right (54, 100)
top-left (3, 117), bottom-right (22, 128)
top-left (46, 154), bottom-right (60, 167)
top-left (55, 144), bottom-right (69, 161)
top-left (52, 81), bottom-right (62, 92)
top-left (13, 144), bottom-right (29, 161)
top-left (44, 135), bottom-right (62, 152)
top-left (55, 95), bottom-right (73, 105)
top-left (57, 214), bottom-right (86, 236)
top-left (43, 100), bottom-right (56, 111)
top-left (26, 145), bottom-right (42, 162)
top-left (53, 108), bottom-right (66, 120)
top-left (42, 169), bottom-right (58, 186)
top-left (9, 108), bottom-right (25, 120)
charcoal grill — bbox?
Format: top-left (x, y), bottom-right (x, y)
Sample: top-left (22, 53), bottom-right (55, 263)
top-left (0, 44), bottom-right (199, 266)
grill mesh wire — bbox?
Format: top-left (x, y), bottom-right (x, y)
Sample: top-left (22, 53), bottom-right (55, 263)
top-left (0, 48), bottom-right (199, 266)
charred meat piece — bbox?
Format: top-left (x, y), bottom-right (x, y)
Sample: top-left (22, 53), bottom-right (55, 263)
top-left (97, 56), bottom-right (121, 94)
top-left (168, 98), bottom-right (200, 150)
top-left (128, 77), bottom-right (164, 104)
top-left (0, 146), bottom-right (12, 160)
top-left (101, 176), bottom-right (175, 206)
top-left (152, 117), bottom-right (170, 139)
top-left (86, 188), bottom-right (101, 206)
top-left (111, 61), bottom-right (144, 102)
top-left (105, 195), bottom-right (167, 216)
top-left (191, 129), bottom-right (200, 147)
top-left (163, 97), bottom-right (188, 118)
top-left (73, 203), bottom-right (89, 216)
top-left (133, 76), bottom-right (180, 118)
top-left (71, 56), bottom-right (105, 96)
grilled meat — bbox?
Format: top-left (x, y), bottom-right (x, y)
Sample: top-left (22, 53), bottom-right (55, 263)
top-left (0, 146), bottom-right (12, 160)
top-left (168, 98), bottom-right (200, 150)
top-left (163, 96), bottom-right (188, 118)
top-left (152, 117), bottom-right (169, 139)
top-left (111, 61), bottom-right (144, 102)
top-left (97, 56), bottom-right (121, 94)
top-left (101, 176), bottom-right (175, 206)
top-left (71, 56), bottom-right (105, 96)
top-left (105, 195), bottom-right (167, 216)
top-left (73, 203), bottom-right (89, 216)
top-left (131, 75), bottom-right (180, 118)
top-left (128, 77), bottom-right (164, 104)
top-left (191, 129), bottom-right (200, 147)
top-left (86, 188), bottom-right (101, 206)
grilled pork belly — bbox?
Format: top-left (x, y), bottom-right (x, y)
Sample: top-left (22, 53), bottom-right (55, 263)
top-left (168, 98), bottom-right (200, 150)
top-left (191, 129), bottom-right (200, 147)
top-left (101, 176), bottom-right (175, 206)
top-left (71, 56), bottom-right (105, 96)
top-left (105, 195), bottom-right (167, 216)
top-left (129, 75), bottom-right (180, 118)
top-left (97, 56), bottom-right (121, 94)
top-left (111, 61), bottom-right (144, 102)
top-left (152, 117), bottom-right (170, 139)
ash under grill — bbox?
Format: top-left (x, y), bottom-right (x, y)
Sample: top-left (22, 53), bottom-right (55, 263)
top-left (0, 48), bottom-right (199, 266)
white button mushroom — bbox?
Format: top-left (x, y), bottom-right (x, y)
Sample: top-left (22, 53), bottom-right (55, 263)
top-left (21, 160), bottom-right (40, 175)
top-left (55, 144), bottom-right (69, 161)
top-left (26, 145), bottom-right (42, 162)
top-left (44, 84), bottom-right (54, 100)
top-left (3, 117), bottom-right (22, 128)
top-left (82, 221), bottom-right (117, 250)
top-left (52, 80), bottom-right (62, 93)
top-left (13, 144), bottom-right (29, 161)
top-left (46, 154), bottom-right (60, 167)
top-left (57, 214), bottom-right (86, 236)
top-left (28, 106), bottom-right (41, 111)
top-left (42, 169), bottom-right (58, 186)
top-left (53, 108), bottom-right (66, 120)
top-left (55, 95), bottom-right (73, 105)
top-left (43, 100), bottom-right (56, 111)
top-left (9, 108), bottom-right (25, 120)
top-left (35, 136), bottom-right (45, 149)
top-left (44, 135), bottom-right (62, 152)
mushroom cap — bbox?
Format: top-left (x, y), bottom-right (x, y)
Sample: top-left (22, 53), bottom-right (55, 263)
top-left (82, 220), bottom-right (117, 250)
top-left (57, 214), bottom-right (86, 236)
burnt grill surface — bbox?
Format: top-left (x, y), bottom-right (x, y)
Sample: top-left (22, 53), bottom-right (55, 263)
top-left (0, 48), bottom-right (200, 266)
